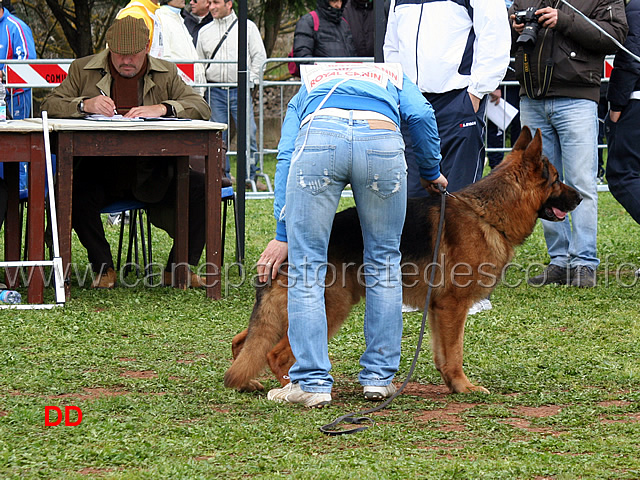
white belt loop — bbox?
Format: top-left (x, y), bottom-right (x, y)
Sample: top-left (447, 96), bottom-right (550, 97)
top-left (630, 91), bottom-right (640, 101)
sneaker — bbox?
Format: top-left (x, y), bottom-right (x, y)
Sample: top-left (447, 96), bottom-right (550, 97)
top-left (636, 268), bottom-right (640, 278)
top-left (402, 303), bottom-right (420, 313)
top-left (267, 382), bottom-right (332, 408)
top-left (468, 298), bottom-right (492, 316)
top-left (363, 383), bottom-right (397, 401)
top-left (91, 267), bottom-right (116, 289)
top-left (570, 265), bottom-right (596, 288)
top-left (527, 264), bottom-right (572, 286)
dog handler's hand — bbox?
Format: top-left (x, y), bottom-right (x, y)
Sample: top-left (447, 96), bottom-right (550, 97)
top-left (421, 174), bottom-right (448, 194)
top-left (257, 239), bottom-right (288, 282)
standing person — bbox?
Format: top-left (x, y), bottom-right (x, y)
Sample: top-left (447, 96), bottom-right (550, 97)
top-left (183, 0), bottom-right (212, 45)
top-left (605, 0), bottom-right (640, 275)
top-left (0, 3), bottom-right (36, 119)
top-left (293, 0), bottom-right (356, 60)
top-left (156, 0), bottom-right (206, 93)
top-left (196, 0), bottom-right (267, 190)
top-left (384, 0), bottom-right (511, 196)
top-left (510, 0), bottom-right (628, 288)
top-left (260, 63), bottom-right (446, 407)
top-left (41, 16), bottom-right (211, 289)
top-left (117, 0), bottom-right (164, 58)
top-left (342, 0), bottom-right (390, 57)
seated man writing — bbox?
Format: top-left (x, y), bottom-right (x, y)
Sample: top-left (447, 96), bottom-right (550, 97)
top-left (41, 16), bottom-right (212, 289)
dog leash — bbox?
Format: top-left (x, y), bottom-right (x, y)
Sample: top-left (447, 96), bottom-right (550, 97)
top-left (320, 186), bottom-right (450, 436)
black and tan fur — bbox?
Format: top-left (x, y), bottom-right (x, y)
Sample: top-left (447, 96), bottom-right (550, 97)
top-left (224, 127), bottom-right (582, 394)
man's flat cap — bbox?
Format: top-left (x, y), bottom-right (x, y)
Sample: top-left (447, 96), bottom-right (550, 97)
top-left (106, 16), bottom-right (150, 55)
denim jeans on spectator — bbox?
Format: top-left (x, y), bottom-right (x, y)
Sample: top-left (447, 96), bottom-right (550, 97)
top-left (520, 96), bottom-right (600, 269)
top-left (285, 116), bottom-right (406, 393)
top-left (208, 87), bottom-right (258, 179)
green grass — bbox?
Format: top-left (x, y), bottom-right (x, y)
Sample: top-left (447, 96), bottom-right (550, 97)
top-left (1, 180), bottom-right (639, 479)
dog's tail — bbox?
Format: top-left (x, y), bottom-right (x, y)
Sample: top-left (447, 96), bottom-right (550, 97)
top-left (224, 284), bottom-right (289, 390)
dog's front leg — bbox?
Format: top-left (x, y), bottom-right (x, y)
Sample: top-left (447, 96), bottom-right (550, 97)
top-left (429, 301), bottom-right (490, 394)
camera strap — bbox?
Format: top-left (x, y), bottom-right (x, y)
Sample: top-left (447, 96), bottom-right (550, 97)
top-left (522, 35), bottom-right (555, 100)
top-left (522, 25), bottom-right (555, 99)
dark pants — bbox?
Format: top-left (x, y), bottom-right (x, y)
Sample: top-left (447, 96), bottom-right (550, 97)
top-left (487, 85), bottom-right (521, 169)
top-left (72, 157), bottom-right (206, 272)
top-left (404, 88), bottom-right (487, 197)
top-left (605, 100), bottom-right (640, 224)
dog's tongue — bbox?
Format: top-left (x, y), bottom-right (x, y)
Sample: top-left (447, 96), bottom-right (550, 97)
top-left (553, 207), bottom-right (567, 220)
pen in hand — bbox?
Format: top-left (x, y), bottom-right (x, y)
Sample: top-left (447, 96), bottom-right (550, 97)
top-left (98, 88), bottom-right (118, 116)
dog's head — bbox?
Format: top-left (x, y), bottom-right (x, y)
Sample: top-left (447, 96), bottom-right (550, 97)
top-left (510, 127), bottom-right (582, 222)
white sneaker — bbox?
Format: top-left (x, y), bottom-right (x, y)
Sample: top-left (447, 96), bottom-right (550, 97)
top-left (267, 382), bottom-right (331, 408)
top-left (636, 268), bottom-right (640, 278)
top-left (363, 383), bottom-right (397, 401)
top-left (402, 304), bottom-right (420, 313)
top-left (468, 298), bottom-right (492, 316)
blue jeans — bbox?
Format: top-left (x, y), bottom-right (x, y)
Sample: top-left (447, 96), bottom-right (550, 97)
top-left (520, 96), bottom-right (599, 269)
top-left (286, 116), bottom-right (407, 393)
top-left (208, 87), bottom-right (258, 179)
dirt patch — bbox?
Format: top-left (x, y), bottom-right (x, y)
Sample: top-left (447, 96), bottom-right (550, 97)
top-left (194, 456), bottom-right (215, 461)
top-left (415, 402), bottom-right (476, 432)
top-left (598, 400), bottom-right (632, 407)
top-left (600, 413), bottom-right (640, 424)
top-left (76, 467), bottom-right (116, 476)
top-left (512, 405), bottom-right (562, 417)
top-left (118, 357), bottom-right (136, 362)
top-left (120, 370), bottom-right (157, 379)
top-left (0, 411), bottom-right (7, 416)
top-left (48, 388), bottom-right (130, 400)
top-left (401, 383), bottom-right (450, 400)
top-left (499, 417), bottom-right (554, 434)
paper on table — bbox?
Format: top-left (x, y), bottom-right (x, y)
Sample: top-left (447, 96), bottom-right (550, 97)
top-left (85, 114), bottom-right (143, 122)
top-left (486, 98), bottom-right (519, 132)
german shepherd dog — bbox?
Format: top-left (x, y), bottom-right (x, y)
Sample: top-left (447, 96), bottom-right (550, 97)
top-left (224, 127), bottom-right (582, 394)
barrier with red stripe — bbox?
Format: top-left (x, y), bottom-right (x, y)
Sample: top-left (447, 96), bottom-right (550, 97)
top-left (5, 62), bottom-right (197, 87)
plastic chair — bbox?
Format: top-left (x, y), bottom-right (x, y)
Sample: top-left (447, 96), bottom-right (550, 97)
top-left (221, 186), bottom-right (243, 273)
top-left (100, 200), bottom-right (152, 278)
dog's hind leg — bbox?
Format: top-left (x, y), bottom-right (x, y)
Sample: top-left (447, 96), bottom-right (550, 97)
top-left (429, 298), bottom-right (490, 394)
top-left (223, 283), bottom-right (289, 392)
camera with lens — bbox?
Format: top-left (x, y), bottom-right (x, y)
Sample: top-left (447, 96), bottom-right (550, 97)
top-left (514, 6), bottom-right (542, 46)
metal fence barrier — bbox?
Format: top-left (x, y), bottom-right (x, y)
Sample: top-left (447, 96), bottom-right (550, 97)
top-left (3, 55), bottom-right (615, 195)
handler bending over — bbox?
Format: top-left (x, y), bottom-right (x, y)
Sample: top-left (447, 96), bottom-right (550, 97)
top-left (258, 63), bottom-right (447, 408)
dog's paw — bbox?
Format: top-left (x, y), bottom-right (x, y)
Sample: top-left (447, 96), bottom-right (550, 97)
top-left (237, 380), bottom-right (265, 392)
top-left (468, 385), bottom-right (490, 394)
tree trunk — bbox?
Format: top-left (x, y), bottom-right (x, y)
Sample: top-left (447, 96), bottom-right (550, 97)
top-left (262, 0), bottom-right (283, 58)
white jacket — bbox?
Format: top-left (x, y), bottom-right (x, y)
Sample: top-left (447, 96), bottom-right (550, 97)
top-left (156, 5), bottom-right (206, 93)
top-left (383, 0), bottom-right (511, 98)
top-left (196, 11), bottom-right (266, 86)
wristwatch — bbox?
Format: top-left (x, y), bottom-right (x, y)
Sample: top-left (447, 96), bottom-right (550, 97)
top-left (78, 100), bottom-right (86, 114)
top-left (162, 103), bottom-right (175, 117)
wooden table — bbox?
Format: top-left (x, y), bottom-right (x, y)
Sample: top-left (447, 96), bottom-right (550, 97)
top-left (0, 120), bottom-right (48, 303)
top-left (36, 118), bottom-right (226, 300)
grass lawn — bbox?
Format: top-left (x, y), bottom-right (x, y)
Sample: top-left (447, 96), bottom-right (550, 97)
top-left (1, 171), bottom-right (639, 479)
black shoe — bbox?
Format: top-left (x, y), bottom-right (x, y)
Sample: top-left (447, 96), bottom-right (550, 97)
top-left (528, 264), bottom-right (572, 286)
top-left (570, 265), bottom-right (596, 288)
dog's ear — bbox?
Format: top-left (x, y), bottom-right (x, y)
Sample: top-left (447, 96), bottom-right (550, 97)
top-left (512, 126), bottom-right (533, 152)
top-left (523, 128), bottom-right (543, 165)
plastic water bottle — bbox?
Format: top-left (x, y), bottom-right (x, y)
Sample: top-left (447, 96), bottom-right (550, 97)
top-left (0, 290), bottom-right (22, 304)
top-left (0, 81), bottom-right (6, 122)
